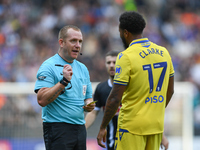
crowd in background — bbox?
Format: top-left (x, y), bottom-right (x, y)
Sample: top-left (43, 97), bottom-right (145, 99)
top-left (0, 0), bottom-right (200, 136)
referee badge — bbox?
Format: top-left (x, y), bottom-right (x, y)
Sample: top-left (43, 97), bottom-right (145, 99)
top-left (83, 85), bottom-right (87, 96)
top-left (38, 76), bottom-right (46, 80)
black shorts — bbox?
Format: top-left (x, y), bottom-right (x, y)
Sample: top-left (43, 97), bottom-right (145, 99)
top-left (43, 122), bottom-right (86, 150)
top-left (106, 115), bottom-right (118, 150)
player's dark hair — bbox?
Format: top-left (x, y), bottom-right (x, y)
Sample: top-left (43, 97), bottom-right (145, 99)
top-left (106, 50), bottom-right (121, 57)
top-left (119, 11), bottom-right (146, 34)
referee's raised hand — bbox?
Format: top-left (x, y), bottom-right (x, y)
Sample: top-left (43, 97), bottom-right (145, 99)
top-left (63, 64), bottom-right (73, 81)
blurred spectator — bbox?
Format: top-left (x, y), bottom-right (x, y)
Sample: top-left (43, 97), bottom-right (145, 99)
top-left (0, 0), bottom-right (199, 83)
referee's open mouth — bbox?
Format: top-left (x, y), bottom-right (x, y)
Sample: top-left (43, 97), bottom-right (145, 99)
top-left (72, 50), bottom-right (79, 55)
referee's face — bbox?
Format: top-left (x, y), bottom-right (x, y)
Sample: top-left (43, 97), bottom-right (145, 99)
top-left (105, 56), bottom-right (117, 78)
top-left (61, 28), bottom-right (83, 62)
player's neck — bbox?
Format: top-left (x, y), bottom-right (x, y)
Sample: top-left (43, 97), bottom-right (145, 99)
top-left (129, 34), bottom-right (143, 45)
top-left (109, 76), bottom-right (114, 85)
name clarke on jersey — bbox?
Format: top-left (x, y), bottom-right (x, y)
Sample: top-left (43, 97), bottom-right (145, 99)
top-left (139, 48), bottom-right (164, 58)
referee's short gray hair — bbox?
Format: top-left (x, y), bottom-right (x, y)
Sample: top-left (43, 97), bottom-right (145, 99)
top-left (58, 25), bottom-right (81, 40)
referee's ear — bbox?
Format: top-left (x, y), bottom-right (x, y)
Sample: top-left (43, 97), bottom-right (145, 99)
top-left (59, 38), bottom-right (64, 47)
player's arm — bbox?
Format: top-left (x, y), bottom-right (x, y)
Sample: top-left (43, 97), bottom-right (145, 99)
top-left (161, 133), bottom-right (169, 149)
top-left (100, 84), bottom-right (126, 129)
top-left (97, 84), bottom-right (126, 148)
top-left (166, 76), bottom-right (174, 107)
top-left (85, 109), bottom-right (99, 129)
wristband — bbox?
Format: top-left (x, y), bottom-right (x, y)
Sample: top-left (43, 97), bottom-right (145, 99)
top-left (60, 77), bottom-right (72, 91)
top-left (63, 77), bottom-right (71, 83)
top-left (60, 79), bottom-right (68, 86)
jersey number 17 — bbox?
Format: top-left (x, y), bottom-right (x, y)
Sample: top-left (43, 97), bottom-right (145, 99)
top-left (143, 62), bottom-right (167, 93)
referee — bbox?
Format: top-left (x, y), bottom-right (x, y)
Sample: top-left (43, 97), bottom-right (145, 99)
top-left (34, 25), bottom-right (95, 150)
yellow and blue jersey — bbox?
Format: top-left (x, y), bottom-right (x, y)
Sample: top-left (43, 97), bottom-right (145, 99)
top-left (114, 38), bottom-right (174, 135)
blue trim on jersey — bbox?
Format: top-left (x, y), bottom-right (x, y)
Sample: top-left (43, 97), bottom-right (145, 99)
top-left (170, 73), bottom-right (174, 78)
top-left (119, 129), bottom-right (129, 132)
top-left (114, 82), bottom-right (127, 86)
top-left (129, 39), bottom-right (149, 47)
top-left (114, 80), bottom-right (127, 84)
top-left (119, 129), bottom-right (129, 141)
top-left (114, 80), bottom-right (128, 85)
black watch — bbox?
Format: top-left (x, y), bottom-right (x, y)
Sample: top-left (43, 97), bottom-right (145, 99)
top-left (63, 77), bottom-right (70, 83)
top-left (60, 79), bottom-right (68, 86)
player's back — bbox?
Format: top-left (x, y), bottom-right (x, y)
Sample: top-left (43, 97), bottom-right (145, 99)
top-left (114, 38), bottom-right (174, 135)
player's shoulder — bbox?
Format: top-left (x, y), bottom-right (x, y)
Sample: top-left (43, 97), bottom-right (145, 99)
top-left (150, 41), bottom-right (168, 51)
top-left (96, 80), bottom-right (109, 88)
top-left (95, 80), bottom-right (111, 92)
top-left (94, 79), bottom-right (111, 95)
top-left (150, 41), bottom-right (171, 56)
top-left (116, 50), bottom-right (129, 61)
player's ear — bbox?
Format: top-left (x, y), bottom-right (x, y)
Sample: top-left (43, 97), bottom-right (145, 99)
top-left (123, 29), bottom-right (129, 38)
